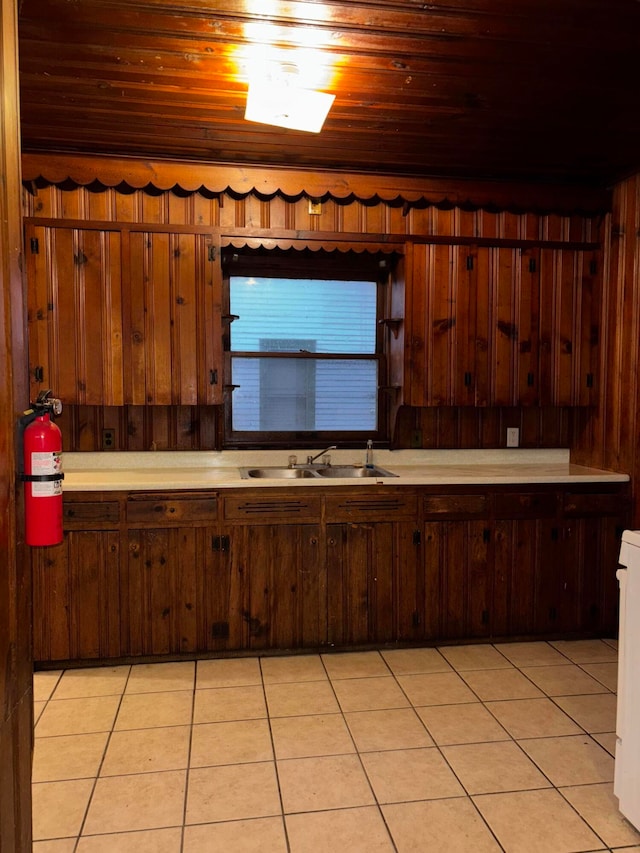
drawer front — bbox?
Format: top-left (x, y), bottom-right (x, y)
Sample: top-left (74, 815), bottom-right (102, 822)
top-left (325, 494), bottom-right (418, 522)
top-left (63, 501), bottom-right (120, 526)
top-left (493, 492), bottom-right (558, 519)
top-left (423, 494), bottom-right (488, 518)
top-left (126, 495), bottom-right (217, 523)
top-left (563, 492), bottom-right (631, 517)
top-left (224, 495), bottom-right (322, 522)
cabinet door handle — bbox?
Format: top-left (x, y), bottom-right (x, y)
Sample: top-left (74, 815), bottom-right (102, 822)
top-left (527, 372), bottom-right (535, 387)
top-left (464, 372), bottom-right (472, 387)
top-left (209, 369), bottom-right (218, 385)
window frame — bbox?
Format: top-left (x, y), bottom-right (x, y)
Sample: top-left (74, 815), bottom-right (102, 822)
top-left (221, 246), bottom-right (393, 449)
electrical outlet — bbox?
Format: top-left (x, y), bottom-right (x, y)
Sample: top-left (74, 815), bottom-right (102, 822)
top-left (308, 199), bottom-right (322, 215)
top-left (506, 427), bottom-right (519, 448)
top-left (102, 428), bottom-right (116, 450)
top-left (410, 429), bottom-right (423, 448)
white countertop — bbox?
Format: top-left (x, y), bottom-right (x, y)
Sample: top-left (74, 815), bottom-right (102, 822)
top-left (61, 449), bottom-right (630, 491)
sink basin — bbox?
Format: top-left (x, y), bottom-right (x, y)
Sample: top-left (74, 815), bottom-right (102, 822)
top-left (241, 467), bottom-right (320, 479)
top-left (240, 464), bottom-right (397, 479)
top-left (316, 465), bottom-right (397, 478)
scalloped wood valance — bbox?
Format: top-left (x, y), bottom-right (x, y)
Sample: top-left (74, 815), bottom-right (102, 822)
top-left (221, 236), bottom-right (402, 254)
top-left (21, 153), bottom-right (612, 216)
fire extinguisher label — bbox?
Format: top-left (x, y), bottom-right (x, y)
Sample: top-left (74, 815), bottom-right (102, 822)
top-left (31, 451), bottom-right (63, 496)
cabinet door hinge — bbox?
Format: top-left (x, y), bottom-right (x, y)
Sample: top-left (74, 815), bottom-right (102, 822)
top-left (412, 529), bottom-right (421, 546)
top-left (209, 369), bottom-right (218, 385)
top-left (464, 371), bottom-right (473, 387)
top-left (527, 372), bottom-right (535, 387)
top-left (30, 237), bottom-right (39, 254)
top-left (208, 245), bottom-right (217, 262)
top-left (212, 534), bottom-right (230, 552)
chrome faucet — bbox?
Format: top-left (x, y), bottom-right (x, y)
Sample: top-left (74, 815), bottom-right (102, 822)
top-left (307, 445), bottom-right (337, 465)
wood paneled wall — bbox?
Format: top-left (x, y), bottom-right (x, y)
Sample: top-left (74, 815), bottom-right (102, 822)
top-left (573, 174), bottom-right (640, 525)
top-left (1, 0), bottom-right (32, 848)
top-left (25, 180), bottom-right (598, 453)
top-left (24, 182), bottom-right (600, 241)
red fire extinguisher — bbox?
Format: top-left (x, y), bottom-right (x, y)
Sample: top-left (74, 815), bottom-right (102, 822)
top-left (20, 390), bottom-right (64, 546)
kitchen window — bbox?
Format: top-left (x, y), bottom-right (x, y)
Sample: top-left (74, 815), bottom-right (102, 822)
top-left (222, 247), bottom-right (392, 447)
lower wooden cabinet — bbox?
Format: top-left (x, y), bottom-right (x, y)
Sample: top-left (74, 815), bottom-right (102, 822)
top-left (229, 523), bottom-right (324, 651)
top-left (327, 521), bottom-right (409, 646)
top-left (32, 484), bottom-right (629, 663)
top-left (121, 527), bottom-right (199, 657)
top-left (425, 520), bottom-right (491, 641)
top-left (32, 529), bottom-right (120, 661)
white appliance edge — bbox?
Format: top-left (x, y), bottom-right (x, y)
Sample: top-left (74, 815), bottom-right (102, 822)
top-left (615, 529), bottom-right (640, 831)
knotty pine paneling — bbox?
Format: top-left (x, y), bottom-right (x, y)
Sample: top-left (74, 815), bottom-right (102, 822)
top-left (1, 0), bottom-right (32, 848)
top-left (573, 173), bottom-right (640, 526)
top-left (24, 183), bottom-right (600, 241)
top-left (395, 406), bottom-right (572, 450)
top-left (26, 179), bottom-right (599, 454)
top-left (57, 404), bottom-right (219, 451)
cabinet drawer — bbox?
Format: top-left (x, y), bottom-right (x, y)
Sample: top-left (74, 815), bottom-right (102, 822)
top-left (563, 492), bottom-right (631, 517)
top-left (224, 495), bottom-right (322, 521)
top-left (126, 494), bottom-right (217, 523)
top-left (493, 492), bottom-right (558, 519)
top-left (325, 494), bottom-right (417, 522)
top-left (423, 494), bottom-right (488, 518)
top-left (63, 501), bottom-right (120, 526)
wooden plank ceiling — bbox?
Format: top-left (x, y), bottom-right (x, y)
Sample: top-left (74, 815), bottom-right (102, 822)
top-left (17, 0), bottom-right (640, 187)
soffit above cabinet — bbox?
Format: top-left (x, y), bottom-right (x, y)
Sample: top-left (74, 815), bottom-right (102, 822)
top-left (18, 0), bottom-right (640, 189)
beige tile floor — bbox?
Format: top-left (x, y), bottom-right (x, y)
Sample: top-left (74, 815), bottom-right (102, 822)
top-left (31, 639), bottom-right (640, 853)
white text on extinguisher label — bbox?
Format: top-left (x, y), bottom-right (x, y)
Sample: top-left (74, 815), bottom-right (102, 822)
top-left (31, 451), bottom-right (63, 496)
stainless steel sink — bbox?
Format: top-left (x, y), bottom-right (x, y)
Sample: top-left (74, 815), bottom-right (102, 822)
top-left (240, 467), bottom-right (320, 479)
top-left (240, 464), bottom-right (397, 479)
top-left (316, 465), bottom-right (397, 478)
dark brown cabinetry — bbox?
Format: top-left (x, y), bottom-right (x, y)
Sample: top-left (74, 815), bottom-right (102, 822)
top-left (325, 492), bottom-right (420, 646)
top-left (26, 226), bottom-right (599, 413)
top-left (422, 494), bottom-right (491, 640)
top-left (25, 224), bottom-right (223, 406)
top-left (26, 225), bottom-right (124, 405)
top-left (33, 529), bottom-right (121, 662)
top-left (32, 483), bottom-right (628, 664)
top-left (404, 242), bottom-right (600, 407)
top-left (222, 493), bottom-right (325, 651)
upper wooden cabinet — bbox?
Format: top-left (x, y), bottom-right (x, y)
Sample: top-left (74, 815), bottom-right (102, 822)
top-left (27, 225), bottom-right (124, 405)
top-left (402, 241), bottom-right (600, 407)
top-left (124, 230), bottom-right (222, 405)
top-left (538, 247), bottom-right (600, 407)
top-left (26, 224), bottom-right (223, 406)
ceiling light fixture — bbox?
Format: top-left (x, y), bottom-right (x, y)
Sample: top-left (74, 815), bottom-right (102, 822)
top-left (244, 62), bottom-right (335, 134)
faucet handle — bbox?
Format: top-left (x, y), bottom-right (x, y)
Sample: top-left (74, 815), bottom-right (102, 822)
top-left (288, 454), bottom-right (297, 468)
